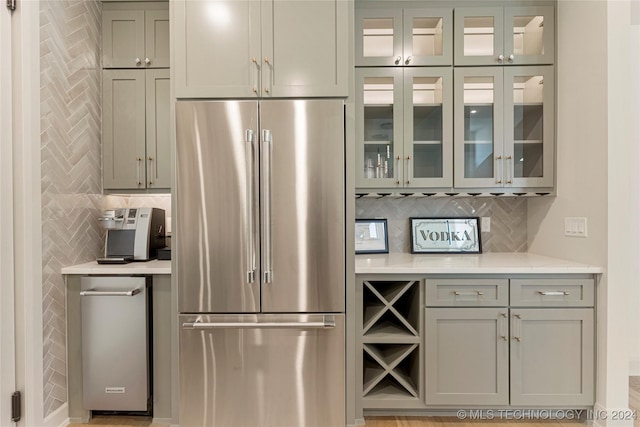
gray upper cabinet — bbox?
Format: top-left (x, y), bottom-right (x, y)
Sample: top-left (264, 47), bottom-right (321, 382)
top-left (356, 7), bottom-right (453, 67)
top-left (356, 66), bottom-right (453, 189)
top-left (454, 6), bottom-right (554, 66)
top-left (103, 69), bottom-right (171, 190)
top-left (173, 0), bottom-right (348, 98)
top-left (454, 65), bottom-right (554, 189)
top-left (102, 4), bottom-right (169, 69)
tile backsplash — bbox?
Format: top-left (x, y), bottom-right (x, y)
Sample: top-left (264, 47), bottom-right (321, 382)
top-left (356, 196), bottom-right (527, 253)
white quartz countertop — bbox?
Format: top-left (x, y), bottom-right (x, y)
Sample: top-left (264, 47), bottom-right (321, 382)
top-left (61, 260), bottom-right (171, 275)
top-left (355, 252), bottom-right (603, 275)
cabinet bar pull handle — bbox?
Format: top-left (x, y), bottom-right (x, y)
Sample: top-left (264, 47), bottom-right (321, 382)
top-left (513, 313), bottom-right (522, 342)
top-left (453, 290), bottom-right (484, 296)
top-left (506, 155), bottom-right (513, 184)
top-left (147, 156), bottom-right (154, 186)
top-left (136, 157), bottom-right (142, 186)
top-left (538, 291), bottom-right (570, 296)
top-left (251, 57), bottom-right (259, 96)
top-left (395, 156), bottom-right (401, 185)
top-left (496, 155), bottom-right (503, 185)
top-left (262, 129), bottom-right (273, 284)
top-left (245, 130), bottom-right (256, 284)
top-left (500, 312), bottom-right (508, 341)
top-left (406, 156), bottom-right (411, 184)
top-left (80, 289), bottom-right (140, 297)
top-left (183, 316), bottom-right (336, 330)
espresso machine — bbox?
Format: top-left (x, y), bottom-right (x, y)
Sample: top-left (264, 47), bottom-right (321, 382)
top-left (97, 208), bottom-right (165, 263)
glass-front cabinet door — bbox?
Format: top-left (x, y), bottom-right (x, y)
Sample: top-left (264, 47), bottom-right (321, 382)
top-left (454, 67), bottom-right (504, 188)
top-left (504, 7), bottom-right (554, 65)
top-left (504, 66), bottom-right (554, 187)
top-left (356, 8), bottom-right (452, 66)
top-left (455, 6), bottom-right (554, 66)
top-left (356, 67), bottom-right (403, 188)
top-left (403, 68), bottom-right (452, 188)
top-left (454, 7), bottom-right (503, 66)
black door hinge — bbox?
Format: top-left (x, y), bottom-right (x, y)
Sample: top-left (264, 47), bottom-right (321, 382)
top-left (11, 391), bottom-right (20, 422)
top-left (6, 0), bottom-right (15, 11)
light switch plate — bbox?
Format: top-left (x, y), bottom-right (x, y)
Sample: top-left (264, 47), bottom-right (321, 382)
top-left (481, 217), bottom-right (491, 232)
top-left (564, 217), bottom-right (587, 237)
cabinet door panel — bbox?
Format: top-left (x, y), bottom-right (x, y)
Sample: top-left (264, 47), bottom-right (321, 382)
top-left (263, 0), bottom-right (348, 97)
top-left (103, 70), bottom-right (146, 189)
top-left (103, 10), bottom-right (145, 68)
top-left (146, 69), bottom-right (171, 189)
top-left (504, 6), bottom-right (554, 65)
top-left (454, 7), bottom-right (504, 66)
top-left (504, 66), bottom-right (554, 188)
top-left (174, 0), bottom-right (261, 98)
top-left (145, 10), bottom-right (170, 68)
top-left (356, 68), bottom-right (404, 189)
top-left (355, 8), bottom-right (403, 67)
top-left (403, 8), bottom-right (452, 66)
top-left (454, 67), bottom-right (504, 188)
top-left (404, 67), bottom-right (452, 188)
top-left (425, 308), bottom-right (509, 405)
top-left (510, 309), bottom-right (594, 406)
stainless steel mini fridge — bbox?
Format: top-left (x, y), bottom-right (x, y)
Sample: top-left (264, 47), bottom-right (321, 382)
top-left (80, 276), bottom-right (151, 411)
top-left (176, 99), bottom-right (345, 427)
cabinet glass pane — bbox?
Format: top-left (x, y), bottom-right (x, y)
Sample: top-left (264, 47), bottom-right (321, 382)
top-left (463, 17), bottom-right (494, 57)
top-left (513, 16), bottom-right (545, 56)
top-left (513, 75), bottom-right (544, 178)
top-left (363, 18), bottom-right (395, 58)
top-left (463, 77), bottom-right (494, 179)
top-left (413, 76), bottom-right (443, 178)
top-left (412, 17), bottom-right (444, 57)
top-left (363, 77), bottom-right (394, 179)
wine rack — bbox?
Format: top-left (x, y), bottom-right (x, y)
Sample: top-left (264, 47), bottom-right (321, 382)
top-left (359, 279), bottom-right (424, 408)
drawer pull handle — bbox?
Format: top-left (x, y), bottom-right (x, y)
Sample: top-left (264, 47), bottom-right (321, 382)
top-left (453, 291), bottom-right (484, 296)
top-left (538, 291), bottom-right (570, 296)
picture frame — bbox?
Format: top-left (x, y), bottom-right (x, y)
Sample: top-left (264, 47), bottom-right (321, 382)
top-left (410, 217), bottom-right (481, 254)
top-left (355, 219), bottom-right (389, 254)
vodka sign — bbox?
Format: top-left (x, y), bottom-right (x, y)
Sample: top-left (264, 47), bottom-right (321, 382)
top-left (410, 217), bottom-right (481, 253)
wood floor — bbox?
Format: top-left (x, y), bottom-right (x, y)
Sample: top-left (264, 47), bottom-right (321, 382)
top-left (67, 377), bottom-right (640, 427)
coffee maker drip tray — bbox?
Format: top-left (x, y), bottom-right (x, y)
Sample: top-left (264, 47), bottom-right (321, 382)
top-left (97, 257), bottom-right (134, 265)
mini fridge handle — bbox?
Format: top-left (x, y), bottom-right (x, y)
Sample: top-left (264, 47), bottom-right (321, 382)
top-left (80, 289), bottom-right (141, 297)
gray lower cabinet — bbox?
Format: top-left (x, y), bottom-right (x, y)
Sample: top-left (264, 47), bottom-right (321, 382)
top-left (425, 308), bottom-right (509, 405)
top-left (510, 308), bottom-right (594, 406)
top-left (358, 275), bottom-right (595, 412)
top-left (103, 69), bottom-right (171, 190)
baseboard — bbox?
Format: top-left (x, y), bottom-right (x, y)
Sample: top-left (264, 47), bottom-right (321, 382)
top-left (629, 358), bottom-right (640, 376)
top-left (152, 417), bottom-right (173, 425)
top-left (43, 402), bottom-right (69, 427)
top-left (591, 402), bottom-right (635, 427)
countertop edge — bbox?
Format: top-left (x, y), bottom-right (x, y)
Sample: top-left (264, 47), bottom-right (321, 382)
top-left (61, 260), bottom-right (171, 275)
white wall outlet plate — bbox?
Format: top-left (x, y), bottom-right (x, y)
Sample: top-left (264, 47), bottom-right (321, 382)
top-left (481, 217), bottom-right (491, 232)
top-left (564, 217), bottom-right (588, 237)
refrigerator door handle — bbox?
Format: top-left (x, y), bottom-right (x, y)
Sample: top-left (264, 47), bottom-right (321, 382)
top-left (182, 316), bottom-right (336, 330)
top-left (245, 129), bottom-right (257, 284)
top-left (80, 289), bottom-right (141, 297)
top-left (261, 129), bottom-right (273, 284)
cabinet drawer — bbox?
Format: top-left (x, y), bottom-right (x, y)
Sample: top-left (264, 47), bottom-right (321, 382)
top-left (425, 278), bottom-right (508, 306)
top-left (510, 278), bottom-right (594, 307)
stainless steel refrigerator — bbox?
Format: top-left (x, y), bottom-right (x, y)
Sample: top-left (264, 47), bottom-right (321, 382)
top-left (176, 99), bottom-right (345, 427)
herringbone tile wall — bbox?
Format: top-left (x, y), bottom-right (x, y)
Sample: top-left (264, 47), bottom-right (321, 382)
top-left (40, 0), bottom-right (101, 416)
top-left (356, 197), bottom-right (527, 253)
